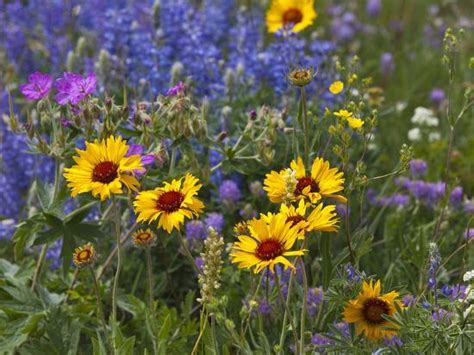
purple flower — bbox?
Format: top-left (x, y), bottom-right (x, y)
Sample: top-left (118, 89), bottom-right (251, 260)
top-left (464, 228), bottom-right (474, 242)
top-left (20, 72), bottom-right (53, 101)
top-left (441, 284), bottom-right (467, 300)
top-left (449, 186), bottom-right (463, 206)
top-left (432, 308), bottom-right (453, 323)
top-left (219, 180), bottom-right (241, 204)
top-left (402, 294), bottom-right (416, 307)
top-left (311, 334), bottom-right (333, 350)
top-left (430, 88), bottom-right (445, 106)
top-left (380, 52), bottom-right (395, 76)
top-left (54, 72), bottom-right (96, 105)
top-left (384, 335), bottom-right (403, 347)
top-left (195, 256), bottom-right (205, 273)
top-left (409, 159), bottom-right (428, 177)
top-left (127, 144), bottom-right (144, 156)
top-left (307, 287), bottom-right (324, 316)
top-left (258, 299), bottom-right (272, 315)
top-left (334, 322), bottom-right (350, 337)
top-left (345, 263), bottom-right (362, 282)
top-left (186, 220), bottom-right (206, 242)
top-left (366, 0), bottom-right (382, 17)
top-left (126, 144), bottom-right (155, 175)
top-left (166, 81), bottom-right (186, 96)
top-left (60, 117), bottom-right (72, 127)
top-left (464, 201), bottom-right (474, 215)
top-left (205, 213), bottom-right (224, 234)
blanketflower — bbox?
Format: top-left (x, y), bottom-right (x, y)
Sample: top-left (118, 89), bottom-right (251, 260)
top-left (266, 0), bottom-right (317, 33)
top-left (19, 72), bottom-right (53, 101)
top-left (264, 157), bottom-right (346, 204)
top-left (64, 136), bottom-right (143, 201)
top-left (343, 280), bottom-right (402, 341)
top-left (329, 80), bottom-right (344, 94)
top-left (230, 213), bottom-right (306, 273)
top-left (55, 72), bottom-right (96, 105)
top-left (133, 174), bottom-right (204, 233)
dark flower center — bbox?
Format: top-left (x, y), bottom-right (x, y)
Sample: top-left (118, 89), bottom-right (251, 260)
top-left (286, 215), bottom-right (305, 227)
top-left (283, 8), bottom-right (303, 25)
top-left (77, 250), bottom-right (91, 261)
top-left (157, 191), bottom-right (185, 213)
top-left (92, 161), bottom-right (119, 183)
top-left (256, 239), bottom-right (283, 261)
top-left (136, 232), bottom-right (153, 243)
top-left (362, 298), bottom-right (390, 324)
top-left (295, 176), bottom-right (320, 195)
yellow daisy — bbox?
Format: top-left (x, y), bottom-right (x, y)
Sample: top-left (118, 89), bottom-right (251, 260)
top-left (132, 228), bottom-right (156, 247)
top-left (133, 174), bottom-right (204, 233)
top-left (329, 81), bottom-right (344, 95)
top-left (64, 136), bottom-right (143, 201)
top-left (334, 109), bottom-right (354, 120)
top-left (266, 0), bottom-right (317, 33)
top-left (73, 243), bottom-right (97, 268)
top-left (263, 157), bottom-right (346, 204)
top-left (343, 280), bottom-right (402, 341)
top-left (230, 213), bottom-right (306, 274)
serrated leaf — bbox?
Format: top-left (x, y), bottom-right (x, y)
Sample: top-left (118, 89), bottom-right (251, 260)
top-left (33, 226), bottom-right (64, 246)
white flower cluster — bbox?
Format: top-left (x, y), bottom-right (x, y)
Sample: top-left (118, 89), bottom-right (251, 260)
top-left (408, 107), bottom-right (441, 142)
top-left (463, 270), bottom-right (474, 283)
top-left (197, 227), bottom-right (225, 305)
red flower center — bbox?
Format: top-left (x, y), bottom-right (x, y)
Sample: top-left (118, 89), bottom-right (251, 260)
top-left (157, 191), bottom-right (185, 213)
top-left (136, 232), bottom-right (152, 243)
top-left (92, 161), bottom-right (118, 183)
top-left (362, 298), bottom-right (390, 324)
top-left (294, 176), bottom-right (320, 195)
top-left (256, 239), bottom-right (283, 261)
top-left (77, 250), bottom-right (91, 262)
top-left (282, 8), bottom-right (303, 25)
top-left (286, 215), bottom-right (305, 227)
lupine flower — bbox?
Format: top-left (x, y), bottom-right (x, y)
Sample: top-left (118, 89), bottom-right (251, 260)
top-left (441, 284), bottom-right (467, 300)
top-left (257, 299), bottom-right (272, 315)
top-left (428, 243), bottom-right (441, 290)
top-left (307, 287), bottom-right (324, 316)
top-left (46, 240), bottom-right (62, 270)
top-left (311, 333), bottom-right (333, 349)
top-left (55, 72), bottom-right (96, 105)
top-left (432, 308), bottom-right (453, 323)
top-left (464, 201), bottom-right (474, 215)
top-left (384, 335), bottom-right (403, 347)
top-left (409, 159), bottom-right (428, 177)
top-left (20, 72), bottom-right (53, 101)
top-left (204, 213), bottom-right (224, 234)
top-left (0, 219), bottom-right (16, 241)
top-left (464, 228), bottom-right (474, 242)
top-left (402, 294), bottom-right (416, 307)
top-left (449, 186), bottom-right (463, 206)
top-left (430, 88), bottom-right (445, 106)
top-left (380, 52), bottom-right (395, 76)
top-left (366, 0), bottom-right (382, 17)
top-left (345, 263), bottom-right (362, 282)
top-left (186, 220), bottom-right (206, 243)
top-left (219, 180), bottom-right (242, 204)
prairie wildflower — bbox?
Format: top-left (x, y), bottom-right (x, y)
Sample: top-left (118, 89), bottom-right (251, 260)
top-left (133, 174), bottom-right (204, 233)
top-left (266, 0), bottom-right (317, 33)
top-left (343, 280), bottom-right (402, 341)
top-left (20, 72), bottom-right (53, 101)
top-left (263, 157), bottom-right (346, 204)
top-left (329, 80), bottom-right (344, 94)
top-left (73, 243), bottom-right (97, 268)
top-left (230, 213), bottom-right (306, 274)
top-left (63, 136), bottom-right (143, 201)
top-left (132, 228), bottom-right (156, 248)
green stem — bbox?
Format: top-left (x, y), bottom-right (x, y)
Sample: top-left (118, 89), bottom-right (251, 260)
top-left (111, 196), bottom-right (122, 329)
top-left (299, 255), bottom-right (309, 354)
top-left (30, 245), bottom-right (48, 291)
top-left (169, 146), bottom-right (177, 176)
top-left (145, 247), bottom-right (158, 354)
top-left (192, 309), bottom-right (209, 355)
top-left (89, 266), bottom-right (108, 336)
top-left (177, 230), bottom-right (199, 273)
top-left (301, 87), bottom-right (310, 166)
top-left (275, 271), bottom-right (298, 354)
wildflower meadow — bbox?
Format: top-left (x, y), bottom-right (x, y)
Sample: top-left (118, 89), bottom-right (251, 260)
top-left (1, 0), bottom-right (473, 354)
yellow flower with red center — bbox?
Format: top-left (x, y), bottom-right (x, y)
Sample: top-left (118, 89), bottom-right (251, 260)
top-left (343, 280), bottom-right (402, 341)
top-left (230, 213), bottom-right (306, 274)
top-left (73, 243), bottom-right (96, 268)
top-left (132, 228), bottom-right (156, 247)
top-left (266, 0), bottom-right (317, 33)
top-left (263, 157), bottom-right (346, 205)
top-left (64, 136), bottom-right (143, 201)
top-left (133, 174), bottom-right (204, 233)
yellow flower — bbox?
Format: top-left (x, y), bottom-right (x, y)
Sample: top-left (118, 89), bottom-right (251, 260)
top-left (233, 221), bottom-right (251, 236)
top-left (343, 280), bottom-right (402, 341)
top-left (329, 80), bottom-right (344, 94)
top-left (133, 174), bottom-right (204, 233)
top-left (263, 157), bottom-right (347, 204)
top-left (347, 117), bottom-right (365, 130)
top-left (73, 243), bottom-right (96, 268)
top-left (334, 109), bottom-right (354, 120)
top-left (230, 213), bottom-right (306, 273)
top-left (132, 228), bottom-right (156, 247)
top-left (266, 0), bottom-right (317, 33)
top-left (278, 199), bottom-right (339, 237)
top-left (64, 136), bottom-right (143, 201)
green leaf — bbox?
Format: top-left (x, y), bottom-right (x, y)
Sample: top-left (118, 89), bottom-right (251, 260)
top-left (33, 226), bottom-right (64, 246)
top-left (117, 336), bottom-right (136, 355)
top-left (68, 223), bottom-right (104, 241)
top-left (64, 201), bottom-right (98, 225)
top-left (61, 234), bottom-right (76, 275)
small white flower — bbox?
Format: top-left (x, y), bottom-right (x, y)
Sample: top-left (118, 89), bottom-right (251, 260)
top-left (396, 101), bottom-right (407, 112)
top-left (428, 132), bottom-right (441, 142)
top-left (463, 270), bottom-right (474, 283)
top-left (410, 106), bottom-right (439, 126)
top-left (408, 127), bottom-right (421, 141)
